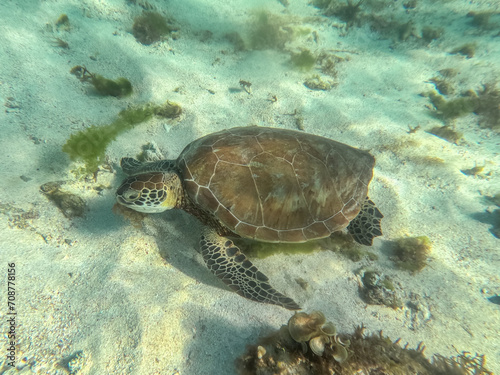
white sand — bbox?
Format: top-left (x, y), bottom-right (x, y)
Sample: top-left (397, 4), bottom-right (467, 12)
top-left (0, 0), bottom-right (499, 373)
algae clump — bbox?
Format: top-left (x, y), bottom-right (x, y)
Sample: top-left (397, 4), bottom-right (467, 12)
top-left (70, 66), bottom-right (133, 98)
top-left (154, 100), bottom-right (182, 119)
top-left (424, 91), bottom-right (476, 120)
top-left (242, 240), bottom-right (320, 259)
top-left (467, 11), bottom-right (495, 30)
top-left (450, 43), bottom-right (477, 58)
top-left (63, 122), bottom-right (126, 174)
top-left (429, 76), bottom-right (454, 96)
top-left (91, 76), bottom-right (132, 97)
top-left (290, 50), bottom-right (316, 71)
top-left (132, 12), bottom-right (172, 45)
top-left (249, 11), bottom-right (294, 50)
top-left (55, 14), bottom-right (71, 31)
top-left (313, 0), bottom-right (365, 28)
top-left (63, 102), bottom-right (180, 173)
top-left (474, 84), bottom-right (500, 131)
top-left (421, 26), bottom-right (443, 43)
top-left (423, 85), bottom-right (499, 132)
top-left (391, 236), bottom-right (431, 273)
top-left (428, 125), bottom-right (463, 144)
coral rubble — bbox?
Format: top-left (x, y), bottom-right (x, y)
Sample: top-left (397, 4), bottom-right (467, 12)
top-left (236, 311), bottom-right (492, 375)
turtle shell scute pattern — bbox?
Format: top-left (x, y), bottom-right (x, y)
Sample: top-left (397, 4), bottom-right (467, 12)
top-left (177, 127), bottom-right (375, 243)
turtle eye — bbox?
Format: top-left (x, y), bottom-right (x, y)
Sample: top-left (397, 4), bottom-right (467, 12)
top-left (123, 189), bottom-right (140, 202)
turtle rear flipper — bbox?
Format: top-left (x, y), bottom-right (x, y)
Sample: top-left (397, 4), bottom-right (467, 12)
top-left (200, 229), bottom-right (301, 310)
top-left (347, 197), bottom-right (383, 246)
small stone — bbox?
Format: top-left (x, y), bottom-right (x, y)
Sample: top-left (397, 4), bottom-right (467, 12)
top-left (257, 345), bottom-right (266, 359)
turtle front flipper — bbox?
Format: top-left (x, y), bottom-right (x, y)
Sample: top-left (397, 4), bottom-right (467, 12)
top-left (120, 157), bottom-right (177, 176)
top-left (347, 197), bottom-right (384, 246)
top-left (200, 229), bottom-right (301, 310)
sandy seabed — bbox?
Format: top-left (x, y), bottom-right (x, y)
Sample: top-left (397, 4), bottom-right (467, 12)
top-left (0, 0), bottom-right (499, 374)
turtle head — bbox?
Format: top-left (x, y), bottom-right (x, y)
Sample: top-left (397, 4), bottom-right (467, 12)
top-left (116, 172), bottom-right (182, 213)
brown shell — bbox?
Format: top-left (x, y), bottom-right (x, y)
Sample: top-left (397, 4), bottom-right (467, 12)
top-left (177, 127), bottom-right (375, 243)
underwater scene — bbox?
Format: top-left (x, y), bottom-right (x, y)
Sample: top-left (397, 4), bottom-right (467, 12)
top-left (0, 0), bottom-right (499, 373)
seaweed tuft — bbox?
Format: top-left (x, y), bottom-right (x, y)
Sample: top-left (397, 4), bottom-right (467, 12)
top-left (391, 236), bottom-right (431, 273)
top-left (249, 11), bottom-right (294, 50)
top-left (62, 103), bottom-right (178, 173)
top-left (423, 84), bottom-right (499, 132)
top-left (132, 12), bottom-right (172, 45)
top-left (55, 14), bottom-right (71, 31)
top-left (428, 125), bottom-right (463, 144)
top-left (474, 83), bottom-right (500, 131)
top-left (467, 11), bottom-right (495, 30)
top-left (70, 66), bottom-right (133, 97)
top-left (91, 76), bottom-right (133, 97)
top-left (423, 91), bottom-right (476, 120)
top-left (62, 123), bottom-right (122, 174)
top-left (314, 0), bottom-right (365, 28)
top-left (450, 43), bottom-right (477, 58)
top-left (334, 0), bottom-right (365, 26)
top-left (290, 49), bottom-right (316, 71)
top-left (421, 26), bottom-right (443, 43)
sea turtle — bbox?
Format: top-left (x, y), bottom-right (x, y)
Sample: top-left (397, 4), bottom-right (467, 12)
top-left (116, 126), bottom-right (383, 310)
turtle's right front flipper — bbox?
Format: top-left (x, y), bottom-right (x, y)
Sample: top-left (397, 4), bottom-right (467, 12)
top-left (120, 157), bottom-right (177, 176)
top-left (200, 229), bottom-right (301, 310)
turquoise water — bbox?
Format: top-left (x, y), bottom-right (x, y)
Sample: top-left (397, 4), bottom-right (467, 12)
top-left (0, 0), bottom-right (498, 373)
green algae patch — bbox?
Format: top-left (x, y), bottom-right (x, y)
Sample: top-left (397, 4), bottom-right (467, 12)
top-left (55, 14), bottom-right (71, 31)
top-left (423, 84), bottom-right (500, 132)
top-left (425, 91), bottom-right (476, 119)
top-left (154, 100), bottom-right (182, 119)
top-left (241, 240), bottom-right (320, 259)
top-left (475, 84), bottom-right (500, 131)
top-left (290, 49), bottom-right (317, 71)
top-left (421, 26), bottom-right (444, 43)
top-left (91, 75), bottom-right (132, 97)
top-left (132, 12), bottom-right (172, 45)
top-left (450, 43), bottom-right (477, 58)
top-left (429, 76), bottom-right (454, 96)
top-left (313, 0), bottom-right (365, 28)
top-left (428, 125), bottom-right (463, 144)
top-left (324, 232), bottom-right (377, 261)
top-left (70, 66), bottom-right (133, 98)
top-left (63, 123), bottom-right (121, 174)
top-left (248, 11), bottom-right (295, 50)
top-left (240, 231), bottom-right (376, 261)
top-left (391, 236), bottom-right (431, 273)
top-left (63, 102), bottom-right (180, 173)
